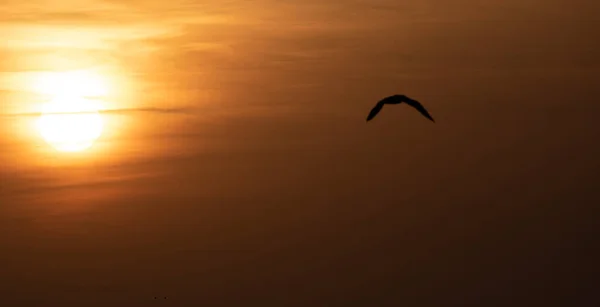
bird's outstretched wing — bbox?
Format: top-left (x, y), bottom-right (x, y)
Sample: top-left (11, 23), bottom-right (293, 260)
top-left (402, 96), bottom-right (435, 122)
top-left (366, 101), bottom-right (385, 121)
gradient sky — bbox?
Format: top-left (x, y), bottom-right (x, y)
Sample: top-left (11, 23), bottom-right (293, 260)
top-left (1, 1), bottom-right (599, 305)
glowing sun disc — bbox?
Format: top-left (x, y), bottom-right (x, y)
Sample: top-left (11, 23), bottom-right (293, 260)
top-left (37, 96), bottom-right (104, 152)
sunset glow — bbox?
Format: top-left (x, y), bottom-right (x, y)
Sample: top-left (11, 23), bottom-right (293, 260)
top-left (1, 1), bottom-right (596, 304)
top-left (33, 70), bottom-right (109, 98)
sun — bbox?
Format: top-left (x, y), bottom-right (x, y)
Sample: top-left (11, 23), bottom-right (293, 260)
top-left (34, 70), bottom-right (107, 152)
top-left (37, 96), bottom-right (104, 152)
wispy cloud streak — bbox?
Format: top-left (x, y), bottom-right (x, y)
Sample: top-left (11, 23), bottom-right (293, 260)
top-left (1, 107), bottom-right (196, 118)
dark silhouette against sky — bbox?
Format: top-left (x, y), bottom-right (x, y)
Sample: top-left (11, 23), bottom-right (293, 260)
top-left (0, 0), bottom-right (598, 306)
top-left (366, 94), bottom-right (435, 122)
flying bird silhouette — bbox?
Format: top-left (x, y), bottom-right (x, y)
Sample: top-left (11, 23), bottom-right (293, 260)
top-left (366, 95), bottom-right (435, 122)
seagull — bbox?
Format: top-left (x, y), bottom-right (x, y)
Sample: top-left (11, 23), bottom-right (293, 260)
top-left (366, 95), bottom-right (435, 122)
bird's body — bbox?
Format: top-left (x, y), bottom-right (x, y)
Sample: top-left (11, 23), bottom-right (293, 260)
top-left (366, 94), bottom-right (435, 122)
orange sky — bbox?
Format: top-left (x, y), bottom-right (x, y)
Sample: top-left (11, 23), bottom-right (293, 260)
top-left (1, 0), bottom-right (599, 305)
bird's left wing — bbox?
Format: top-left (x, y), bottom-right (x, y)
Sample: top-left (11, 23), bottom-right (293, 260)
top-left (366, 101), bottom-right (385, 121)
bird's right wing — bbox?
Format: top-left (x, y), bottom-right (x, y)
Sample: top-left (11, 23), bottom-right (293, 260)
top-left (404, 98), bottom-right (435, 122)
top-left (366, 101), bottom-right (385, 121)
